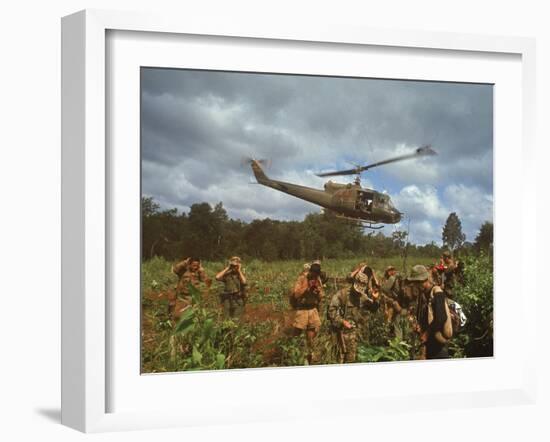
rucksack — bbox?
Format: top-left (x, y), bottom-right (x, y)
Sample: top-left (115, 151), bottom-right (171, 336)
top-left (427, 286), bottom-right (454, 341)
top-left (447, 299), bottom-right (467, 334)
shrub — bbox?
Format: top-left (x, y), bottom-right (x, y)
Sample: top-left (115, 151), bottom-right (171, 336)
top-left (452, 254), bottom-right (493, 357)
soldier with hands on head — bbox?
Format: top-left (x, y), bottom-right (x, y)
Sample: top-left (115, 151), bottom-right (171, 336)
top-left (328, 265), bottom-right (380, 363)
top-left (216, 256), bottom-right (247, 319)
top-left (170, 256), bottom-right (211, 319)
top-left (290, 262), bottom-right (324, 364)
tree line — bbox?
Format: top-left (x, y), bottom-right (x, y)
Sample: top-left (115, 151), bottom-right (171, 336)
top-left (142, 197), bottom-right (493, 262)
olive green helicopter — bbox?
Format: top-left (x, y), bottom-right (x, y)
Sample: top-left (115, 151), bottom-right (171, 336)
top-left (248, 146), bottom-right (437, 229)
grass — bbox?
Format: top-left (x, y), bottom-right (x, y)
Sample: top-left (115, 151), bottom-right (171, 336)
top-left (141, 255), bottom-right (481, 372)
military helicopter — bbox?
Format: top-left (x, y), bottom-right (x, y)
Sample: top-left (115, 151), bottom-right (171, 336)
top-left (248, 145), bottom-right (436, 229)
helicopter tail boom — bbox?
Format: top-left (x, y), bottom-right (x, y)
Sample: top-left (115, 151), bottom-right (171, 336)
top-left (250, 160), bottom-right (270, 184)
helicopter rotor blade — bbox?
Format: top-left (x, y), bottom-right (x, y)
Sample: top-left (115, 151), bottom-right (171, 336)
top-left (240, 156), bottom-right (271, 168)
top-left (316, 167), bottom-right (361, 177)
top-left (315, 145), bottom-right (437, 177)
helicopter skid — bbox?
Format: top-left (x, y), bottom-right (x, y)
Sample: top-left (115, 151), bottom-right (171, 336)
top-left (334, 213), bottom-right (385, 229)
top-left (359, 222), bottom-right (385, 230)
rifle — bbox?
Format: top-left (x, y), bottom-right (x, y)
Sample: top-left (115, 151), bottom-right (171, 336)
top-left (337, 330), bottom-right (347, 360)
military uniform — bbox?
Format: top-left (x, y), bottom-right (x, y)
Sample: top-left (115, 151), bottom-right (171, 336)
top-left (171, 259), bottom-right (209, 319)
top-left (219, 269), bottom-right (246, 318)
top-left (439, 252), bottom-right (457, 297)
top-left (291, 273), bottom-right (323, 332)
top-left (328, 272), bottom-right (379, 363)
top-left (439, 260), bottom-right (456, 295)
top-left (291, 265), bottom-right (324, 364)
top-left (381, 271), bottom-right (406, 339)
top-left (408, 265), bottom-right (452, 360)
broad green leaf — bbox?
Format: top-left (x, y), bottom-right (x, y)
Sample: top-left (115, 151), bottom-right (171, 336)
top-left (174, 318), bottom-right (194, 335)
top-left (188, 283), bottom-right (201, 304)
top-left (192, 346), bottom-right (203, 365)
top-left (215, 353), bottom-right (225, 369)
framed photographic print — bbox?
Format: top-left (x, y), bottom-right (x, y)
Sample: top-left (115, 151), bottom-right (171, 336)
top-left (61, 9), bottom-right (537, 433)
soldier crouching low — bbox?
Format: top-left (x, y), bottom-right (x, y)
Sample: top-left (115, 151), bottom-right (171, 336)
top-left (328, 266), bottom-right (380, 363)
top-left (216, 256), bottom-right (247, 319)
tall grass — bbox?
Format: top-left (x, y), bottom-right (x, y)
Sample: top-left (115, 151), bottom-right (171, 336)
top-left (141, 254), bottom-right (491, 372)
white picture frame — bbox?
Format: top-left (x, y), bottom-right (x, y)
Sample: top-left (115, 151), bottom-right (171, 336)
top-left (61, 9), bottom-right (537, 433)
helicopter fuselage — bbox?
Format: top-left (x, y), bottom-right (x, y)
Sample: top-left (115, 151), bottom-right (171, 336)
top-left (250, 160), bottom-right (402, 225)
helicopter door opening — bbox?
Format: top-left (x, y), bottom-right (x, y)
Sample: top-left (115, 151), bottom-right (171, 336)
top-left (356, 191), bottom-right (374, 213)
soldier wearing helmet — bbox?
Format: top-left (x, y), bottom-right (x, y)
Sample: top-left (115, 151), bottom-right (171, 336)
top-left (327, 265), bottom-right (380, 363)
top-left (216, 256), bottom-right (247, 319)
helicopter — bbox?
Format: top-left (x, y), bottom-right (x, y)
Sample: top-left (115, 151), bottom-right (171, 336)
top-left (248, 145), bottom-right (437, 229)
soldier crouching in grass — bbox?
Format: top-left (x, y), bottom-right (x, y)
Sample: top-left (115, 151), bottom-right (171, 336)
top-left (216, 256), bottom-right (247, 319)
top-left (328, 266), bottom-right (380, 363)
top-left (290, 262), bottom-right (324, 365)
top-left (171, 257), bottom-right (211, 320)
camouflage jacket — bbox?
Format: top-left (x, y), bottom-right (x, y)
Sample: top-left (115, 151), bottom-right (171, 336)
top-left (328, 286), bottom-right (379, 330)
top-left (220, 270), bottom-right (246, 295)
top-left (173, 260), bottom-right (209, 296)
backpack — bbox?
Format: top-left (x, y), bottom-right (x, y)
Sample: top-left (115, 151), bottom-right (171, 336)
top-left (447, 299), bottom-right (467, 334)
top-left (427, 286), bottom-right (454, 341)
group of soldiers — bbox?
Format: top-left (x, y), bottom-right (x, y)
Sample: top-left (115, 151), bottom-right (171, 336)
top-left (169, 255), bottom-right (246, 318)
top-left (167, 251), bottom-right (465, 365)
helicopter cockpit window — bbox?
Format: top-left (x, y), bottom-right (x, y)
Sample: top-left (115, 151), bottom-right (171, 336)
top-left (356, 191), bottom-right (374, 212)
top-left (377, 194), bottom-right (391, 209)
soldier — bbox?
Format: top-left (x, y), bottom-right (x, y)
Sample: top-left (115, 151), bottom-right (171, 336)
top-left (437, 250), bottom-right (457, 296)
top-left (428, 263), bottom-right (442, 286)
top-left (312, 259), bottom-right (329, 285)
top-left (170, 257), bottom-right (211, 320)
top-left (407, 264), bottom-right (453, 359)
top-left (327, 266), bottom-right (380, 363)
top-left (380, 266), bottom-right (420, 356)
top-left (290, 262), bottom-right (324, 364)
top-left (380, 266), bottom-right (401, 327)
top-left (216, 256), bottom-right (247, 319)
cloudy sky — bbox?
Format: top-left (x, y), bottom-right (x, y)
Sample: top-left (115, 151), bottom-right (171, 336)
top-left (141, 68), bottom-right (493, 245)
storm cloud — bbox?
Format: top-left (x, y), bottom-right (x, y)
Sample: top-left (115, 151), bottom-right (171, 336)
top-left (141, 68), bottom-right (493, 245)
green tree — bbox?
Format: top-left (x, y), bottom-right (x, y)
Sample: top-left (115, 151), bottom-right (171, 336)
top-left (442, 212), bottom-right (466, 252)
top-left (186, 202), bottom-right (228, 259)
top-left (474, 221), bottom-right (493, 255)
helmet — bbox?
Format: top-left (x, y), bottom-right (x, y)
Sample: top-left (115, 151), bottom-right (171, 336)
top-left (406, 265), bottom-right (429, 282)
